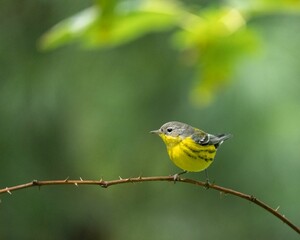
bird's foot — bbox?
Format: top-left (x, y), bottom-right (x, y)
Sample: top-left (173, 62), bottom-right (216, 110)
top-left (204, 178), bottom-right (215, 189)
top-left (172, 173), bottom-right (180, 183)
top-left (171, 170), bottom-right (187, 184)
top-left (204, 178), bottom-right (210, 189)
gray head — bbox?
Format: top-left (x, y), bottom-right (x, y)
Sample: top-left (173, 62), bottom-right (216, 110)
top-left (150, 121), bottom-right (195, 138)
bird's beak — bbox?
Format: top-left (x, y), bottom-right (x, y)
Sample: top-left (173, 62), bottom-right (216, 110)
top-left (150, 129), bottom-right (161, 135)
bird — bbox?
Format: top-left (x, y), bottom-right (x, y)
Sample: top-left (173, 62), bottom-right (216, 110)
top-left (151, 121), bottom-right (232, 182)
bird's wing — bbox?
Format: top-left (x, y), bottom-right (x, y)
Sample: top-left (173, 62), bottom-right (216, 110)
top-left (191, 129), bottom-right (209, 145)
top-left (192, 130), bottom-right (232, 148)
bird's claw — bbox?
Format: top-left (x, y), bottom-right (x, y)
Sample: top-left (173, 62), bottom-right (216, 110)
top-left (172, 173), bottom-right (180, 183)
top-left (171, 170), bottom-right (187, 184)
top-left (204, 178), bottom-right (210, 189)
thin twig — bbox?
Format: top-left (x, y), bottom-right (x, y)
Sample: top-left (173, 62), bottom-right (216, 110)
top-left (0, 175), bottom-right (299, 234)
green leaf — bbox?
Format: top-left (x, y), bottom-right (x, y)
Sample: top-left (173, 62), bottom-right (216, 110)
top-left (39, 0), bottom-right (181, 50)
top-left (38, 6), bottom-right (99, 51)
top-left (173, 7), bottom-right (260, 106)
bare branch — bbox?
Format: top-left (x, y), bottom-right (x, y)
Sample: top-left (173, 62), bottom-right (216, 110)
top-left (0, 175), bottom-right (299, 234)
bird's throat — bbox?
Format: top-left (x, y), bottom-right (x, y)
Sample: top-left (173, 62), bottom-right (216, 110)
top-left (160, 134), bottom-right (182, 148)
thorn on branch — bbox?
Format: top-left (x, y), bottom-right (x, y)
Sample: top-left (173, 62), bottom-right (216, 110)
top-left (64, 177), bottom-right (69, 182)
top-left (275, 206), bottom-right (280, 212)
top-left (119, 176), bottom-right (123, 180)
top-left (250, 195), bottom-right (257, 202)
top-left (74, 183), bottom-right (78, 187)
top-left (80, 177), bottom-right (83, 181)
top-left (100, 182), bottom-right (108, 188)
top-left (32, 180), bottom-right (38, 185)
top-left (6, 188), bottom-right (12, 195)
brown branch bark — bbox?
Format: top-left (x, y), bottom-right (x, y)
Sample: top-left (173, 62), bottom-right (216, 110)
top-left (0, 175), bottom-right (299, 234)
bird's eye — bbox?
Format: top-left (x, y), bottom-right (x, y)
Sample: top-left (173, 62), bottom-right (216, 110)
top-left (166, 127), bottom-right (173, 133)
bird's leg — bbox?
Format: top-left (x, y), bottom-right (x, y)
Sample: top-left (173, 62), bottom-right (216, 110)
top-left (172, 170), bottom-right (187, 182)
top-left (204, 169), bottom-right (210, 189)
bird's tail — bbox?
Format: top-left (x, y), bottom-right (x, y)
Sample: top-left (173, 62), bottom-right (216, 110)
top-left (214, 133), bottom-right (232, 148)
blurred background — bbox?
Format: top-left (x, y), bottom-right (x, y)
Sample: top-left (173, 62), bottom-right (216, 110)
top-left (1, 0), bottom-right (300, 239)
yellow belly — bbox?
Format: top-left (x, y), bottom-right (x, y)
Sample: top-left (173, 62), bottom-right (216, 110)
top-left (167, 137), bottom-right (216, 172)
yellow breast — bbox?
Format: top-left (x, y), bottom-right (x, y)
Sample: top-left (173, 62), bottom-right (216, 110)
top-left (161, 135), bottom-right (217, 172)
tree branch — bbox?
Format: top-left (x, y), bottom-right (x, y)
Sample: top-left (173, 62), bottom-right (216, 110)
top-left (0, 175), bottom-right (299, 234)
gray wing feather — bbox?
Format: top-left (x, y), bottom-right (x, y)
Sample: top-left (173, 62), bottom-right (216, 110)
top-left (192, 132), bottom-right (232, 148)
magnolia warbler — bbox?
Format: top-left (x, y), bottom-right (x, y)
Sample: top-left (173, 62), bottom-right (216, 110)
top-left (151, 121), bottom-right (231, 179)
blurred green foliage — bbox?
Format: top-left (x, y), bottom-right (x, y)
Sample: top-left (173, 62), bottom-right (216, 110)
top-left (1, 0), bottom-right (300, 239)
top-left (39, 1), bottom-right (181, 49)
top-left (39, 0), bottom-right (300, 105)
